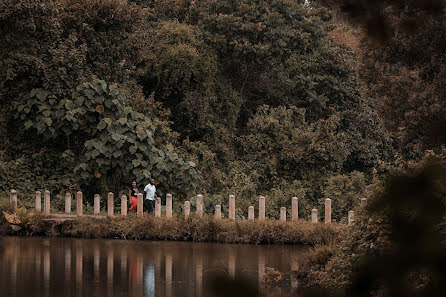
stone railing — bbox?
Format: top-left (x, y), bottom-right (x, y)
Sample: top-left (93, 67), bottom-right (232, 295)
top-left (9, 189), bottom-right (366, 225)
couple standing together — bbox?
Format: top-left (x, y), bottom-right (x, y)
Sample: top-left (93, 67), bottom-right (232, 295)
top-left (129, 179), bottom-right (156, 213)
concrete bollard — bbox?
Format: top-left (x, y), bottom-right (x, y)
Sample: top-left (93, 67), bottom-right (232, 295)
top-left (291, 197), bottom-right (298, 221)
top-left (325, 198), bottom-right (331, 224)
top-left (155, 197), bottom-right (161, 217)
top-left (248, 206), bottom-right (254, 220)
top-left (259, 196), bottom-right (266, 221)
top-left (44, 190), bottom-right (51, 217)
top-left (10, 189), bottom-right (17, 209)
top-left (35, 191), bottom-right (42, 212)
top-left (107, 192), bottom-right (114, 217)
top-left (311, 208), bottom-right (318, 223)
top-left (215, 205), bottom-right (222, 219)
top-left (137, 193), bottom-right (143, 217)
top-left (361, 197), bottom-right (367, 207)
top-left (76, 191), bottom-right (83, 216)
top-left (94, 194), bottom-right (100, 215)
top-left (196, 194), bottom-right (203, 217)
top-left (348, 210), bottom-right (354, 225)
top-left (121, 195), bottom-right (127, 216)
top-left (65, 193), bottom-right (71, 214)
top-left (228, 195), bottom-right (235, 220)
top-left (166, 194), bottom-right (173, 219)
top-left (184, 201), bottom-right (190, 219)
top-left (280, 207), bottom-right (287, 222)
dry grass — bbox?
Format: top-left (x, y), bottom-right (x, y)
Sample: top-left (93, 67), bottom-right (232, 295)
top-left (0, 196), bottom-right (346, 245)
top-left (63, 214), bottom-right (346, 246)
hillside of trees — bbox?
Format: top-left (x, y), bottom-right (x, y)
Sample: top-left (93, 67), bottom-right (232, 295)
top-left (0, 0), bottom-right (442, 223)
top-left (1, 1), bottom-right (446, 296)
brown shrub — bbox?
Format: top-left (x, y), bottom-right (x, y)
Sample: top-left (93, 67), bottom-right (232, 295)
top-left (62, 214), bottom-right (346, 246)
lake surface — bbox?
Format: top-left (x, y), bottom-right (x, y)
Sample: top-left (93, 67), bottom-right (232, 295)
top-left (0, 236), bottom-right (304, 297)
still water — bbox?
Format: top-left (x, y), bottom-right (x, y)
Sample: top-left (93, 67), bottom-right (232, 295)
top-left (0, 236), bottom-right (304, 297)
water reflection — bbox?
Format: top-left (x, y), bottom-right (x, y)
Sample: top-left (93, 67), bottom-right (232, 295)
top-left (258, 252), bottom-right (265, 288)
top-left (144, 261), bottom-right (155, 297)
top-left (77, 246), bottom-right (83, 297)
top-left (196, 257), bottom-right (203, 297)
top-left (0, 237), bottom-right (305, 297)
top-left (165, 254), bottom-right (172, 297)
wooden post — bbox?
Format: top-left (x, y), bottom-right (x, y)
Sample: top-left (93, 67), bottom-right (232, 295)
top-left (215, 205), bottom-right (221, 219)
top-left (155, 197), bottom-right (161, 217)
top-left (311, 208), bottom-right (318, 223)
top-left (44, 190), bottom-right (51, 217)
top-left (166, 194), bottom-right (173, 219)
top-left (65, 193), bottom-right (71, 214)
top-left (348, 210), bottom-right (354, 225)
top-left (291, 197), bottom-right (298, 221)
top-left (137, 193), bottom-right (143, 217)
top-left (35, 191), bottom-right (42, 212)
top-left (280, 207), bottom-right (286, 222)
top-left (258, 196), bottom-right (265, 221)
top-left (121, 195), bottom-right (127, 216)
top-left (184, 201), bottom-right (190, 219)
top-left (76, 191), bottom-right (83, 216)
top-left (248, 206), bottom-right (254, 220)
top-left (228, 195), bottom-right (235, 220)
top-left (361, 197), bottom-right (367, 207)
top-left (325, 198), bottom-right (331, 224)
top-left (107, 192), bottom-right (114, 217)
top-left (94, 194), bottom-right (100, 215)
top-left (10, 189), bottom-right (17, 209)
top-left (196, 194), bottom-right (203, 217)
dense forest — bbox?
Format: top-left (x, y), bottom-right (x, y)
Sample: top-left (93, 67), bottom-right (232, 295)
top-left (0, 0), bottom-right (443, 221)
top-left (1, 0), bottom-right (446, 296)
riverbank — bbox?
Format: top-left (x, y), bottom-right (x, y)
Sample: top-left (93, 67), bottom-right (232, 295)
top-left (1, 211), bottom-right (346, 245)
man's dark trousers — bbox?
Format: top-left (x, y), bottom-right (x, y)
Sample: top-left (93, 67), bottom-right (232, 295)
top-left (144, 199), bottom-right (155, 214)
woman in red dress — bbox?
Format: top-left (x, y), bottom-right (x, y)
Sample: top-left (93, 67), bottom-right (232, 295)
top-left (128, 181), bottom-right (139, 212)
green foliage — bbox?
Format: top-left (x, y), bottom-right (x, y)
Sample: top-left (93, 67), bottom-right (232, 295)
top-left (302, 150), bottom-right (446, 295)
top-left (322, 171), bottom-right (366, 222)
top-left (142, 20), bottom-right (242, 157)
top-left (236, 105), bottom-right (385, 219)
top-left (0, 0), bottom-right (147, 100)
top-left (0, 150), bottom-right (77, 208)
top-left (242, 106), bottom-right (349, 180)
top-left (319, 0), bottom-right (446, 155)
top-left (0, 0), bottom-right (395, 218)
top-left (0, 197), bottom-right (13, 234)
top-left (199, 0), bottom-right (319, 66)
top-left (139, 0), bottom-right (392, 214)
top-left (14, 77), bottom-right (200, 198)
top-left (145, 21), bottom-right (217, 97)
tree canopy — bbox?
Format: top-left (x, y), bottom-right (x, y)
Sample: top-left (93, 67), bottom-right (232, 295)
top-left (0, 0), bottom-right (413, 219)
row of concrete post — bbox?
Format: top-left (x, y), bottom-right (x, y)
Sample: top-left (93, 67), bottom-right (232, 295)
top-left (185, 195), bottom-right (366, 225)
top-left (10, 189), bottom-right (367, 224)
top-left (9, 190), bottom-right (173, 219)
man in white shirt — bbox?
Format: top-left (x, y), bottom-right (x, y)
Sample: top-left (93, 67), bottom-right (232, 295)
top-left (144, 179), bottom-right (156, 214)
